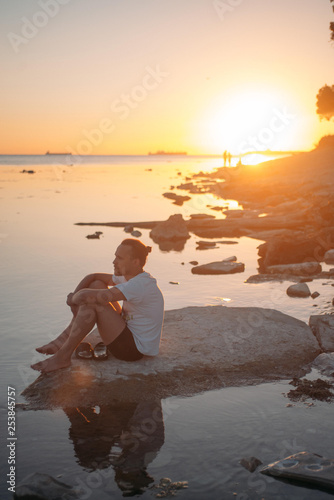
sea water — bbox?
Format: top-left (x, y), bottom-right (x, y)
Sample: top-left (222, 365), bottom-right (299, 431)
top-left (0, 155), bottom-right (333, 499)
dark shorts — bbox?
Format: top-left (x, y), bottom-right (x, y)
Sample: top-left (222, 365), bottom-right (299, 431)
top-left (107, 325), bottom-right (144, 362)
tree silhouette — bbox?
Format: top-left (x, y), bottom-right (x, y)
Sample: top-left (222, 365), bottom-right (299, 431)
top-left (316, 1), bottom-right (334, 120)
top-left (316, 85), bottom-right (334, 120)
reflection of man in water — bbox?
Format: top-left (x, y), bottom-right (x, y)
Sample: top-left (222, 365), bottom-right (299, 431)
top-left (64, 400), bottom-right (165, 496)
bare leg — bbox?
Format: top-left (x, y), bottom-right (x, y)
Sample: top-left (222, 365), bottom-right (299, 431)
top-left (36, 280), bottom-right (121, 354)
top-left (31, 302), bottom-right (126, 373)
top-left (35, 306), bottom-right (78, 354)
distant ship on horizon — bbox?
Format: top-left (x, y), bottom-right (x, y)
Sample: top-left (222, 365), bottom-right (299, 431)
top-left (148, 150), bottom-right (187, 156)
top-left (45, 151), bottom-right (72, 155)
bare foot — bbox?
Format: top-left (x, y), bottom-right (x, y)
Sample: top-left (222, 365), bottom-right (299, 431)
top-left (35, 341), bottom-right (60, 355)
top-left (31, 353), bottom-right (72, 373)
top-left (35, 331), bottom-right (70, 354)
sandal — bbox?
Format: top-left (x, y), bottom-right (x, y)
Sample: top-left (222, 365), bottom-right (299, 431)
top-left (75, 342), bottom-right (93, 359)
top-left (93, 342), bottom-right (109, 361)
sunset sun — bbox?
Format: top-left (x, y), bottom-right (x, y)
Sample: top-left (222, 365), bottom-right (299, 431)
top-left (196, 87), bottom-right (299, 155)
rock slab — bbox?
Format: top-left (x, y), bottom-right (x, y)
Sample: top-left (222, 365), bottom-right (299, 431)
top-left (309, 314), bottom-right (334, 352)
top-left (22, 306), bottom-right (320, 409)
top-left (261, 452), bottom-right (334, 492)
top-left (191, 260), bottom-right (245, 275)
top-left (267, 262), bottom-right (322, 276)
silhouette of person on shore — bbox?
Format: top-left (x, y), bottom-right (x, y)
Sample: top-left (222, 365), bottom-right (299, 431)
top-left (223, 150), bottom-right (227, 167)
top-left (227, 152), bottom-right (232, 166)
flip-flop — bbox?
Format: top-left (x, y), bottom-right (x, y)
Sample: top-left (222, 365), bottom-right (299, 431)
top-left (93, 342), bottom-right (109, 361)
top-left (75, 342), bottom-right (94, 359)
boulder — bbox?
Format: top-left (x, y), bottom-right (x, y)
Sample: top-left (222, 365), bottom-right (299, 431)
top-left (267, 262), bottom-right (321, 276)
top-left (149, 214), bottom-right (190, 243)
top-left (22, 306), bottom-right (320, 409)
top-left (191, 260), bottom-right (245, 275)
top-left (239, 457), bottom-right (263, 473)
top-left (324, 249), bottom-right (334, 264)
top-left (286, 283), bottom-right (311, 298)
top-left (15, 472), bottom-right (81, 500)
top-left (258, 228), bottom-right (334, 269)
top-left (309, 315), bottom-right (334, 352)
top-left (312, 353), bottom-right (334, 376)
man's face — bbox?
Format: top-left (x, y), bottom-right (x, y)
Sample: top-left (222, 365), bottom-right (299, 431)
top-left (113, 244), bottom-right (137, 276)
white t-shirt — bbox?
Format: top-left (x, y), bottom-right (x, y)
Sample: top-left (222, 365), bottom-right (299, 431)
top-left (112, 272), bottom-right (164, 356)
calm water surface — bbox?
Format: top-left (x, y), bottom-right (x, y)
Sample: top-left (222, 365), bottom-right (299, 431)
top-left (0, 155), bottom-right (333, 499)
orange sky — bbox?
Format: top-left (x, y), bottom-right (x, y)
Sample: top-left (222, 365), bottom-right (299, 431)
top-left (1, 0), bottom-right (334, 155)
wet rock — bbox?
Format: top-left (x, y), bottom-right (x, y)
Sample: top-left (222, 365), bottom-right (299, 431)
top-left (217, 240), bottom-right (239, 245)
top-left (189, 213), bottom-right (215, 220)
top-left (131, 230), bottom-right (142, 237)
top-left (15, 472), bottom-right (81, 499)
top-left (309, 314), bottom-right (334, 352)
top-left (150, 214), bottom-right (190, 245)
top-left (324, 249), bottom-right (334, 264)
top-left (261, 452), bottom-right (334, 491)
top-left (86, 231), bottom-right (102, 239)
top-left (22, 306), bottom-right (320, 408)
top-left (191, 260), bottom-right (245, 275)
top-left (153, 477), bottom-right (188, 497)
top-left (267, 262), bottom-right (321, 276)
top-left (20, 169), bottom-right (35, 174)
top-left (223, 255), bottom-right (237, 262)
top-left (196, 240), bottom-right (217, 250)
top-left (239, 456), bottom-right (263, 473)
top-left (189, 261), bottom-right (199, 265)
top-left (163, 192), bottom-right (191, 206)
top-left (287, 378), bottom-right (334, 402)
top-left (223, 209), bottom-right (244, 218)
top-left (312, 352), bottom-right (334, 376)
top-left (286, 283), bottom-right (311, 298)
top-left (124, 225), bottom-right (134, 233)
top-left (311, 291), bottom-right (320, 299)
top-left (177, 181), bottom-right (203, 194)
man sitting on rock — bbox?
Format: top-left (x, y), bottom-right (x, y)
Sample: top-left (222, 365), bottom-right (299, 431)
top-left (32, 239), bottom-right (165, 373)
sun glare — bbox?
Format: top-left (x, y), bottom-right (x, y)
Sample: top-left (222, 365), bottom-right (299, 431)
top-left (197, 88), bottom-right (297, 155)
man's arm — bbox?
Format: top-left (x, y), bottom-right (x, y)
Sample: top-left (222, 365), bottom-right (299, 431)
top-left (72, 286), bottom-right (126, 306)
top-left (72, 273), bottom-right (115, 293)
